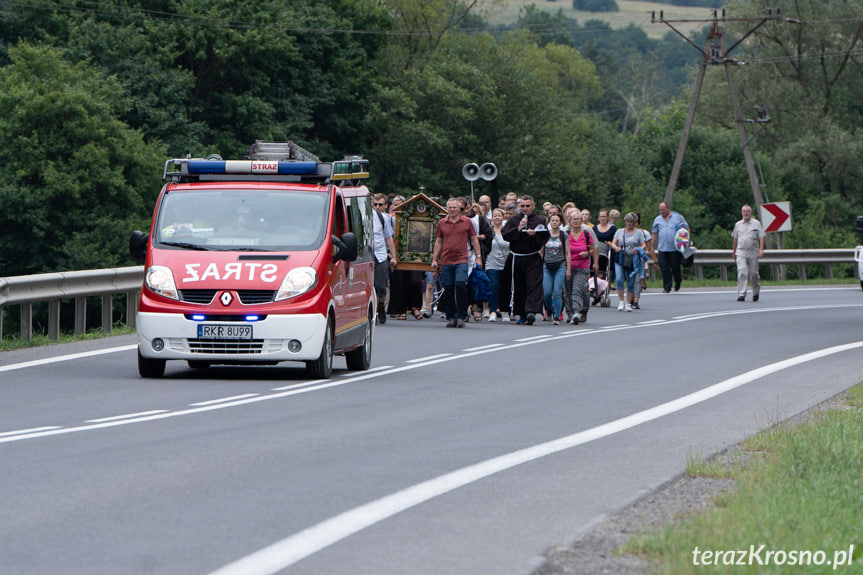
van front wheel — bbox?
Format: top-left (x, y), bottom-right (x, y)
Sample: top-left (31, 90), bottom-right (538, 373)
top-left (307, 318), bottom-right (333, 379)
top-left (138, 351), bottom-right (166, 378)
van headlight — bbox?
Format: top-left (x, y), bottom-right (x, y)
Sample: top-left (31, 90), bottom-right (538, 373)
top-left (275, 267), bottom-right (317, 301)
top-left (146, 265), bottom-right (179, 300)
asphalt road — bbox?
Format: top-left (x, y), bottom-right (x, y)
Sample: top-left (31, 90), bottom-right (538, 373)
top-left (1, 285), bottom-right (862, 575)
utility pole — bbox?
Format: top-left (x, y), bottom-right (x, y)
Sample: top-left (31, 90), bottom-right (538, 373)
top-left (652, 8), bottom-right (782, 211)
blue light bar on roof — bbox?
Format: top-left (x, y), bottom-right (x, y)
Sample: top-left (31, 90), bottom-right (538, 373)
top-left (186, 159), bottom-right (319, 176)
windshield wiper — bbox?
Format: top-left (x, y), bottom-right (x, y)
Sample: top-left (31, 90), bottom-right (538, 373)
top-left (161, 241), bottom-right (211, 251)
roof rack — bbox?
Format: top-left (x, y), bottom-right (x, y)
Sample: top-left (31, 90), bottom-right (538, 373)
top-left (247, 140), bottom-right (320, 162)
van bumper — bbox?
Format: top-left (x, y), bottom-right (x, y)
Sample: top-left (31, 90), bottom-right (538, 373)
top-left (136, 311), bottom-right (327, 362)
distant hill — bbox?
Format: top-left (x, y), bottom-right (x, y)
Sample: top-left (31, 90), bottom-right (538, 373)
top-left (490, 0), bottom-right (714, 39)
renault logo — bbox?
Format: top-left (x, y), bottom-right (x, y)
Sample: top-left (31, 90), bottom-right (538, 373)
top-left (220, 292), bottom-right (233, 306)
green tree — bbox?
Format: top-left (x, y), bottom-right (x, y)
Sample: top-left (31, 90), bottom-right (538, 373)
top-left (0, 43), bottom-right (165, 275)
top-left (699, 0), bottom-right (863, 238)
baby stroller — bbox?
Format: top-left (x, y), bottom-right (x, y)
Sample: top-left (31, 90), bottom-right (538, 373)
top-left (590, 251), bottom-right (612, 307)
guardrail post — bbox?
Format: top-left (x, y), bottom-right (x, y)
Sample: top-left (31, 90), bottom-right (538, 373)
top-left (75, 296), bottom-right (87, 336)
top-left (126, 291), bottom-right (138, 329)
top-left (48, 300), bottom-right (61, 340)
top-left (20, 302), bottom-right (33, 340)
top-left (102, 294), bottom-right (113, 334)
top-left (720, 265), bottom-right (728, 282)
top-left (798, 263), bottom-right (806, 281)
top-left (826, 263), bottom-right (833, 279)
top-left (0, 305), bottom-right (4, 341)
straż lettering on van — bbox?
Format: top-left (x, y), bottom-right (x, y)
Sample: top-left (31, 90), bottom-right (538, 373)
top-left (130, 141), bottom-right (376, 379)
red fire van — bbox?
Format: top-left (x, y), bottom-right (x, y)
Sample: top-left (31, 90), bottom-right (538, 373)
top-left (130, 142), bottom-right (376, 379)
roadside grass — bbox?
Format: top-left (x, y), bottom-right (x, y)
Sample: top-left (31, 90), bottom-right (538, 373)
top-left (0, 324), bottom-right (135, 352)
top-left (624, 385), bottom-right (863, 573)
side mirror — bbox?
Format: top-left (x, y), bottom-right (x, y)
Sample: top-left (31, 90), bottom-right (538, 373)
top-left (130, 230), bottom-right (150, 262)
top-left (332, 232), bottom-right (358, 263)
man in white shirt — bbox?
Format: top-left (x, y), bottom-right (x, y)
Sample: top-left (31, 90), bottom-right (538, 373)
top-left (372, 193), bottom-right (398, 323)
top-left (731, 204), bottom-right (765, 302)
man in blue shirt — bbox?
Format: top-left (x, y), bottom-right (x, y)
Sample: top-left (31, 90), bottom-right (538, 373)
top-left (651, 202), bottom-right (689, 293)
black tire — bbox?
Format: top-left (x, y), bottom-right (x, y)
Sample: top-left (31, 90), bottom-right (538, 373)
top-left (187, 360), bottom-right (210, 369)
top-left (345, 309), bottom-right (373, 371)
top-left (306, 318), bottom-right (333, 379)
top-left (138, 350), bottom-right (166, 378)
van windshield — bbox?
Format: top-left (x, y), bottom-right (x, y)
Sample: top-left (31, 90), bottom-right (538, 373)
top-left (155, 188), bottom-right (329, 251)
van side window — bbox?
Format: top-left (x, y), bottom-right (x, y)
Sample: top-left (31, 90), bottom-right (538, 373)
top-left (346, 196), bottom-right (373, 262)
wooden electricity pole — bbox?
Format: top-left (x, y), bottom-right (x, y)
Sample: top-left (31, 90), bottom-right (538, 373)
top-left (653, 8), bottom-right (781, 211)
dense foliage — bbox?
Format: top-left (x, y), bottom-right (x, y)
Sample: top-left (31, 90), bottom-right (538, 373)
top-left (0, 0), bottom-right (859, 278)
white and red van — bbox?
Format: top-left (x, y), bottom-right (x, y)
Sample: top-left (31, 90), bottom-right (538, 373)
top-left (130, 142), bottom-right (376, 379)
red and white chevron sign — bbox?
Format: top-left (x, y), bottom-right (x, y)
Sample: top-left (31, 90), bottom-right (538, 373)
top-left (760, 201), bottom-right (792, 233)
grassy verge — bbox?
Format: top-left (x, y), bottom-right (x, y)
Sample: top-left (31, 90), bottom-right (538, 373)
top-left (624, 385), bottom-right (863, 573)
top-left (0, 324), bottom-right (136, 352)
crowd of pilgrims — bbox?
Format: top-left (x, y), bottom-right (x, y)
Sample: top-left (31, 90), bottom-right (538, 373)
top-left (380, 191), bottom-right (658, 326)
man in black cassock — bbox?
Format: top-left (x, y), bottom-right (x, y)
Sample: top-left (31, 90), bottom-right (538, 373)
top-left (501, 195), bottom-right (549, 325)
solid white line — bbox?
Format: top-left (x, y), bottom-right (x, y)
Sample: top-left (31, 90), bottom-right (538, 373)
top-left (0, 344), bottom-right (138, 374)
top-left (337, 365), bottom-right (393, 376)
top-left (602, 324), bottom-right (629, 329)
top-left (190, 394), bottom-right (260, 407)
top-left (462, 344), bottom-right (505, 352)
top-left (405, 354), bottom-right (451, 363)
top-left (638, 320), bottom-right (666, 325)
top-left (85, 410), bottom-right (168, 423)
top-left (0, 426), bottom-right (62, 437)
top-left (207, 340), bottom-right (863, 575)
top-left (514, 335), bottom-right (553, 342)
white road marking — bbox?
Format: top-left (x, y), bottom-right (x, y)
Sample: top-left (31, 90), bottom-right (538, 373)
top-left (462, 344), bottom-right (505, 352)
top-left (0, 344), bottom-right (138, 374)
top-left (85, 410), bottom-right (168, 423)
top-left (190, 394), bottom-right (260, 407)
top-left (514, 335), bottom-right (553, 342)
top-left (207, 340), bottom-right (863, 575)
top-left (405, 354), bottom-right (451, 363)
top-left (0, 426), bottom-right (62, 437)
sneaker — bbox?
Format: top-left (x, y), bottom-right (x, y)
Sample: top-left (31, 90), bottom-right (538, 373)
top-left (553, 320), bottom-right (559, 326)
top-left (617, 301), bottom-right (625, 311)
top-left (571, 314), bottom-right (579, 325)
top-left (516, 316), bottom-right (527, 325)
top-left (737, 295), bottom-right (745, 302)
top-left (526, 313), bottom-right (536, 325)
top-left (488, 312), bottom-right (497, 322)
top-left (625, 303), bottom-right (632, 312)
top-left (579, 312), bottom-right (587, 323)
top-left (456, 318), bottom-right (465, 328)
top-left (674, 284), bottom-right (681, 292)
top-left (377, 309), bottom-right (387, 324)
top-left (542, 313), bottom-right (550, 322)
top-left (753, 294), bottom-right (759, 302)
top-left (421, 306), bottom-right (432, 318)
top-left (631, 301), bottom-right (640, 310)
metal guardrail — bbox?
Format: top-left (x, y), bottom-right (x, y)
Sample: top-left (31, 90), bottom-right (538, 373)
top-left (690, 248), bottom-right (857, 281)
top-left (0, 249), bottom-right (858, 342)
top-left (0, 267), bottom-right (144, 341)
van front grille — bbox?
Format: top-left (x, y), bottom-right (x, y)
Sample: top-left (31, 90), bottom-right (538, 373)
top-left (187, 339), bottom-right (264, 354)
